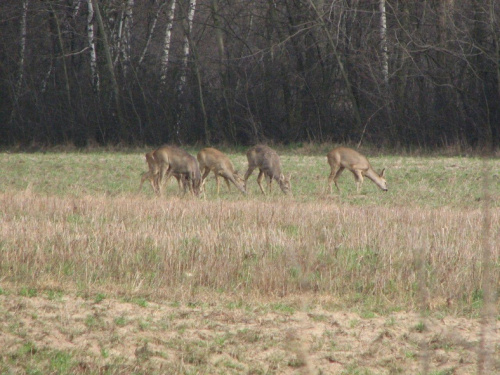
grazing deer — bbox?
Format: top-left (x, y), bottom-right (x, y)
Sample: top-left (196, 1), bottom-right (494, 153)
top-left (154, 145), bottom-right (202, 196)
top-left (327, 147), bottom-right (387, 193)
top-left (244, 145), bottom-right (291, 195)
top-left (138, 151), bottom-right (184, 195)
top-left (197, 147), bottom-right (246, 195)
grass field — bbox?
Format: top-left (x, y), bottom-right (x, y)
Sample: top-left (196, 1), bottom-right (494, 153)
top-left (0, 146), bottom-right (499, 374)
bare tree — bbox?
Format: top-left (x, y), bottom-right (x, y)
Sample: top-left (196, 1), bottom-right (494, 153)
top-left (87, 0), bottom-right (99, 92)
top-left (178, 0), bottom-right (197, 91)
top-left (160, 0), bottom-right (177, 85)
top-left (139, 0), bottom-right (166, 66)
top-left (91, 0), bottom-right (125, 133)
top-left (379, 0), bottom-right (389, 87)
top-left (10, 0), bottom-right (29, 125)
top-left (120, 0), bottom-right (134, 77)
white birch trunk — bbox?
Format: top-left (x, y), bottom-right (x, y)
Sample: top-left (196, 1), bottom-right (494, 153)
top-left (87, 0), bottom-right (99, 92)
top-left (160, 0), bottom-right (177, 84)
top-left (139, 1), bottom-right (166, 66)
top-left (178, 0), bottom-right (197, 91)
top-left (379, 0), bottom-right (389, 86)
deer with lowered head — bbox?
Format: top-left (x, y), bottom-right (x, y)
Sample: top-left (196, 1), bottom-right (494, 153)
top-left (327, 147), bottom-right (387, 193)
top-left (138, 150), bottom-right (185, 195)
top-left (197, 147), bottom-right (246, 195)
top-left (153, 145), bottom-right (201, 196)
top-left (244, 145), bottom-right (291, 195)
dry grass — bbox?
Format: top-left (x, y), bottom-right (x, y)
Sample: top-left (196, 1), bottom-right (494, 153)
top-left (1, 189), bottom-right (498, 312)
top-left (0, 150), bottom-right (499, 374)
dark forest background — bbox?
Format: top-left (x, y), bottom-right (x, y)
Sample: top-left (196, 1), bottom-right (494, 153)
top-left (1, 0), bottom-right (499, 149)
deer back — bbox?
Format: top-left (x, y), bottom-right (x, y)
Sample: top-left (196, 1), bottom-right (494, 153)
top-left (197, 147), bottom-right (236, 175)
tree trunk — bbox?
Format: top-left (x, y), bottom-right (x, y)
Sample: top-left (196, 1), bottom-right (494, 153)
top-left (160, 0), bottom-right (177, 85)
top-left (379, 0), bottom-right (389, 87)
top-left (175, 0), bottom-right (197, 142)
top-left (87, 0), bottom-right (99, 93)
top-left (178, 0), bottom-right (197, 91)
top-left (121, 0), bottom-right (134, 77)
top-left (139, 0), bottom-right (166, 66)
top-left (10, 0), bottom-right (29, 126)
top-left (91, 0), bottom-right (126, 136)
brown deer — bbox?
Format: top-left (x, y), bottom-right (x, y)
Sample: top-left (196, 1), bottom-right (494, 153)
top-left (244, 145), bottom-right (291, 195)
top-left (197, 147), bottom-right (246, 195)
top-left (327, 147), bottom-right (387, 193)
top-left (153, 145), bottom-right (201, 196)
top-left (138, 150), bottom-right (184, 195)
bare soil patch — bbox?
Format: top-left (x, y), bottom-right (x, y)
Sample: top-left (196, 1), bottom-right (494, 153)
top-left (1, 294), bottom-right (498, 374)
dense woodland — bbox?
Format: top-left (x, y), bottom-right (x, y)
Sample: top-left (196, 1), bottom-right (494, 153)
top-left (1, 0), bottom-right (499, 149)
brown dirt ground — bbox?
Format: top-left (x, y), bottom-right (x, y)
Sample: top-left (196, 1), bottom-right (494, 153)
top-left (0, 294), bottom-right (498, 374)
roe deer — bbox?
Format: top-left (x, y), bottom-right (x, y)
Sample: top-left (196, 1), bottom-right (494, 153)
top-left (154, 145), bottom-right (201, 196)
top-left (327, 147), bottom-right (387, 193)
top-left (138, 151), bottom-right (184, 195)
top-left (197, 147), bottom-right (246, 195)
top-left (244, 145), bottom-right (291, 195)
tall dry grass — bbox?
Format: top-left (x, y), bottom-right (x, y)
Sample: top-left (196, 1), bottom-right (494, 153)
top-left (1, 189), bottom-right (498, 313)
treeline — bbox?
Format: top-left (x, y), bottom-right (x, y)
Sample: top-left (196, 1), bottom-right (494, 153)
top-left (1, 0), bottom-right (499, 149)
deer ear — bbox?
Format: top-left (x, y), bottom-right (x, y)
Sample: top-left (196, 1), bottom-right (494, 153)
top-left (288, 173), bottom-right (292, 181)
top-left (380, 168), bottom-right (386, 177)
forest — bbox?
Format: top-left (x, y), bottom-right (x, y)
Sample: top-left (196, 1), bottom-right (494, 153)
top-left (1, 0), bottom-right (499, 149)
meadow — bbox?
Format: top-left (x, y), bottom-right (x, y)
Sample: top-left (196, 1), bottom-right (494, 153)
top-left (0, 146), bottom-right (499, 374)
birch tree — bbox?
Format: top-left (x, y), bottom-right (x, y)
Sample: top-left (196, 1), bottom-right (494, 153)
top-left (87, 0), bottom-right (99, 92)
top-left (379, 0), bottom-right (389, 86)
top-left (160, 0), bottom-right (177, 84)
top-left (178, 0), bottom-right (197, 92)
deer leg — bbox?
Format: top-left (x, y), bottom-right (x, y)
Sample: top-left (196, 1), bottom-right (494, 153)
top-left (200, 168), bottom-right (210, 192)
top-left (267, 175), bottom-right (273, 193)
top-left (226, 174), bottom-right (246, 195)
top-left (243, 166), bottom-right (255, 189)
top-left (328, 165), bottom-right (339, 193)
top-left (158, 164), bottom-right (170, 196)
top-left (224, 176), bottom-right (231, 192)
top-left (151, 172), bottom-right (160, 195)
top-left (352, 170), bottom-right (364, 193)
top-left (215, 173), bottom-right (221, 195)
top-left (257, 170), bottom-right (266, 195)
top-left (331, 166), bottom-right (344, 193)
top-left (138, 171), bottom-right (148, 192)
top-left (334, 167), bottom-right (345, 193)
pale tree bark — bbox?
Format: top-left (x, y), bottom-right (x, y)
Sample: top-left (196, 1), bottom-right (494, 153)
top-left (379, 0), bottom-right (389, 86)
top-left (178, 0), bottom-right (197, 92)
top-left (87, 0), bottom-right (99, 92)
top-left (160, 0), bottom-right (177, 84)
